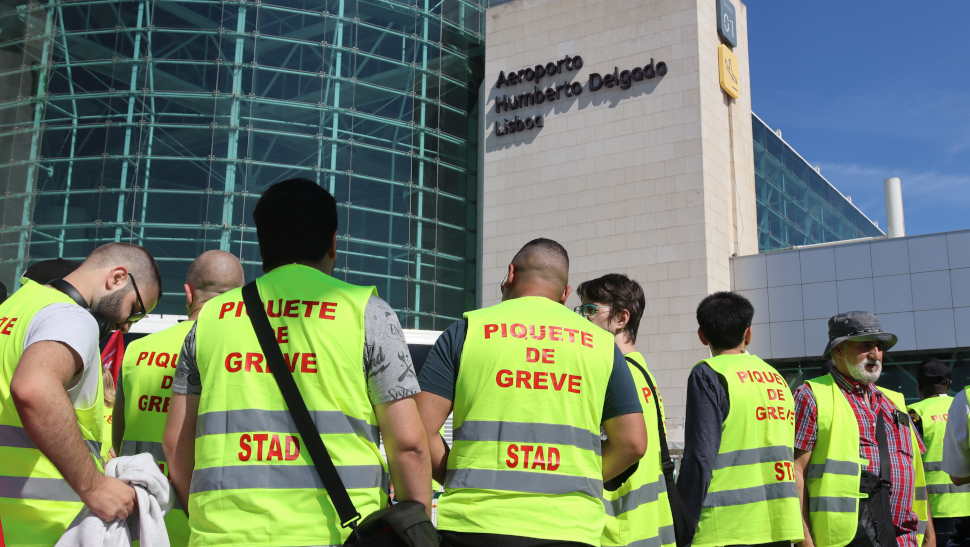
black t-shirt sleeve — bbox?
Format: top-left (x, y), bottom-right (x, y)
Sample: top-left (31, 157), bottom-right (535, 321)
top-left (417, 319), bottom-right (467, 401)
top-left (677, 362), bottom-right (730, 535)
top-left (602, 344), bottom-right (643, 421)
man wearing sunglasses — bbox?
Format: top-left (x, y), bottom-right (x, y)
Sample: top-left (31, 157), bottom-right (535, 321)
top-left (417, 238), bottom-right (647, 547)
top-left (0, 242), bottom-right (162, 545)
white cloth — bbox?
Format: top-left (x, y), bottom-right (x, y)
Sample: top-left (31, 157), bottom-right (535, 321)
top-left (56, 454), bottom-right (174, 547)
top-left (943, 389), bottom-right (970, 478)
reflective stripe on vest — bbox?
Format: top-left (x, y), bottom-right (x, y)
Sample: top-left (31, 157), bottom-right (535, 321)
top-left (713, 445), bottom-right (793, 470)
top-left (0, 424), bottom-right (35, 448)
top-left (121, 440), bottom-right (167, 465)
top-left (0, 279), bottom-right (106, 545)
top-left (604, 479), bottom-right (665, 517)
top-left (703, 482), bottom-right (798, 508)
top-left (189, 266), bottom-right (382, 547)
top-left (602, 352), bottom-right (675, 547)
top-left (908, 395), bottom-right (970, 518)
top-left (0, 423), bottom-right (102, 469)
top-left (437, 297), bottom-right (615, 546)
top-left (445, 468), bottom-right (602, 498)
top-left (0, 476), bottom-right (81, 502)
top-left (806, 376), bottom-right (928, 547)
top-left (692, 353), bottom-right (802, 547)
top-left (453, 420), bottom-right (601, 454)
top-left (197, 408), bottom-right (380, 446)
top-left (191, 464), bottom-right (386, 494)
top-left (806, 459), bottom-right (860, 479)
top-left (809, 496), bottom-right (857, 513)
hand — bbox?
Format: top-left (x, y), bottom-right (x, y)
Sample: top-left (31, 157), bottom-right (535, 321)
top-left (81, 475), bottom-right (137, 522)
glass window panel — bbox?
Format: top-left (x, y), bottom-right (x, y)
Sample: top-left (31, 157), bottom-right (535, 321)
top-left (435, 223), bottom-right (468, 258)
top-left (765, 131), bottom-right (784, 161)
top-left (753, 144), bottom-right (766, 175)
top-left (764, 156), bottom-right (782, 184)
top-left (354, 85), bottom-right (412, 117)
top-left (752, 115), bottom-right (766, 147)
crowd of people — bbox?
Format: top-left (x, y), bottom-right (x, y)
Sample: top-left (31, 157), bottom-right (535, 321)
top-left (0, 177), bottom-right (968, 547)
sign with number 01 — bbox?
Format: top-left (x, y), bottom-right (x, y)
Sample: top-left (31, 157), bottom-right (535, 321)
top-left (717, 0), bottom-right (737, 48)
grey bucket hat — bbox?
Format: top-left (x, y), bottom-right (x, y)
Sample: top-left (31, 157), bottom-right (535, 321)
top-left (822, 311), bottom-right (898, 359)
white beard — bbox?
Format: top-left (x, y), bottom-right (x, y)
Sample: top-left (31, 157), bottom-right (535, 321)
top-left (845, 356), bottom-right (882, 385)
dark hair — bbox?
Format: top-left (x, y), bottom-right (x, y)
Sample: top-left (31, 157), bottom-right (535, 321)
top-left (86, 243), bottom-right (162, 294)
top-left (696, 291), bottom-right (754, 351)
top-left (513, 238), bottom-right (569, 269)
top-left (253, 178), bottom-right (338, 271)
top-left (576, 273), bottom-right (644, 343)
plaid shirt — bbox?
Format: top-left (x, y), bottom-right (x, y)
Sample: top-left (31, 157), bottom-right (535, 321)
top-left (793, 369), bottom-right (926, 546)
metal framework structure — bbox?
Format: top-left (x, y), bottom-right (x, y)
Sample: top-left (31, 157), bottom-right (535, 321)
top-left (752, 114), bottom-right (884, 252)
top-left (0, 0), bottom-right (484, 329)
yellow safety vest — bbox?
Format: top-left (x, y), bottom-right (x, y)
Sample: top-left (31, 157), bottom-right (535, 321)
top-left (437, 296), bottom-right (616, 545)
top-left (190, 264), bottom-right (384, 546)
top-left (602, 352), bottom-right (675, 547)
top-left (806, 375), bottom-right (928, 547)
top-left (0, 278), bottom-right (105, 546)
top-left (692, 352), bottom-right (803, 547)
top-left (120, 320), bottom-right (195, 546)
top-left (909, 395), bottom-right (970, 518)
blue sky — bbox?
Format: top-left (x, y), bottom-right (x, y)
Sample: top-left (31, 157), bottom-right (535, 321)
top-left (746, 1), bottom-right (970, 236)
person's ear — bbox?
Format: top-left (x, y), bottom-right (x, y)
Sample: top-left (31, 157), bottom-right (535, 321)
top-left (328, 232), bottom-right (338, 260)
top-left (697, 327), bottom-right (709, 347)
top-left (107, 266), bottom-right (129, 290)
top-left (831, 343), bottom-right (843, 362)
top-left (559, 284), bottom-right (571, 305)
top-left (615, 309), bottom-right (631, 329)
top-left (743, 325), bottom-right (753, 347)
top-left (184, 283), bottom-right (194, 308)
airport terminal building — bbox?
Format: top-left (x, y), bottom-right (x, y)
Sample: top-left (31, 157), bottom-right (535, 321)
top-left (1, 0), bottom-right (965, 425)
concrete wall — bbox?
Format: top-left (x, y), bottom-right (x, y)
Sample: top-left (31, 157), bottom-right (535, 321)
top-left (479, 0), bottom-right (757, 422)
top-left (732, 229), bottom-right (970, 360)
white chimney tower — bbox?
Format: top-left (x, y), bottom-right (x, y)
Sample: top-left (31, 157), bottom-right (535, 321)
top-left (884, 177), bottom-right (905, 238)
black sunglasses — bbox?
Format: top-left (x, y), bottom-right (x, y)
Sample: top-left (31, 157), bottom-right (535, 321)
top-left (127, 273), bottom-right (148, 323)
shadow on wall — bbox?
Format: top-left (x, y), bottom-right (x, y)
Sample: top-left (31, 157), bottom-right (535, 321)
top-left (484, 60), bottom-right (666, 152)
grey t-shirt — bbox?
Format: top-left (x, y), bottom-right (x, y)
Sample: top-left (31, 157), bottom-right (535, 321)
top-left (23, 303), bottom-right (102, 409)
top-left (173, 295), bottom-right (419, 406)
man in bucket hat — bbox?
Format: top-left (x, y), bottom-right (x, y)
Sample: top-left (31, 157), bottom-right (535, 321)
top-left (792, 311), bottom-right (934, 547)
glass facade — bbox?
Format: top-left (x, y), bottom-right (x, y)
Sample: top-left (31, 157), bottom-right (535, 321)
top-left (0, 0), bottom-right (484, 329)
top-left (753, 114), bottom-right (883, 252)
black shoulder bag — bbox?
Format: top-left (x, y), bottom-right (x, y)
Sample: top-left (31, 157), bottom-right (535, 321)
top-left (624, 356), bottom-right (693, 547)
top-left (242, 281), bottom-right (437, 547)
top-left (854, 410), bottom-right (903, 547)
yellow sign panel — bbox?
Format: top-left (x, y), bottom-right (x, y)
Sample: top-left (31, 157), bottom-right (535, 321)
top-left (718, 44), bottom-right (741, 99)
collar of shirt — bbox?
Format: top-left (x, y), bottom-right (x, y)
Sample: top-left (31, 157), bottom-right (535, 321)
top-left (829, 368), bottom-right (879, 400)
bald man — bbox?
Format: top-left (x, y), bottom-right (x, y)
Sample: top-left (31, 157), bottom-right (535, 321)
top-left (113, 250), bottom-right (243, 547)
top-left (0, 243), bottom-right (162, 545)
top-left (417, 238), bottom-right (647, 547)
